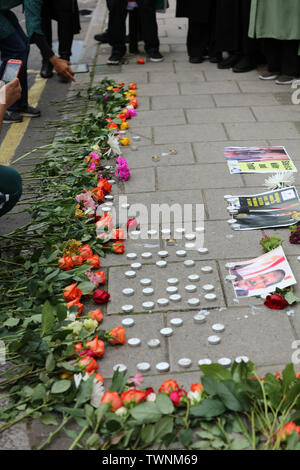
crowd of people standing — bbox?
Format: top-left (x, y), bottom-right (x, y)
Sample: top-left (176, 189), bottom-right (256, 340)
top-left (96, 0), bottom-right (300, 86)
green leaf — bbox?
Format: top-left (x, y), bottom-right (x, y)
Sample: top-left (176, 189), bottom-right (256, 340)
top-left (179, 428), bottom-right (193, 447)
top-left (195, 430), bottom-right (215, 440)
top-left (51, 380), bottom-right (71, 394)
top-left (109, 369), bottom-right (130, 393)
top-left (56, 303), bottom-right (67, 322)
top-left (77, 281), bottom-right (95, 295)
top-left (191, 440), bottom-right (211, 450)
top-left (153, 416), bottom-right (173, 440)
top-left (130, 402), bottom-right (162, 424)
top-left (282, 363), bottom-right (296, 393)
top-left (284, 290), bottom-right (300, 305)
top-left (76, 376), bottom-right (94, 405)
top-left (3, 317), bottom-right (20, 327)
top-left (40, 414), bottom-right (58, 426)
top-left (41, 300), bottom-right (54, 336)
top-left (141, 424), bottom-right (155, 445)
top-left (216, 380), bottom-right (247, 412)
top-left (201, 376), bottom-right (219, 396)
top-left (231, 437), bottom-right (250, 450)
top-left (45, 352), bottom-right (56, 372)
top-left (155, 393), bottom-right (175, 415)
top-left (190, 398), bottom-right (226, 418)
top-left (200, 364), bottom-right (232, 381)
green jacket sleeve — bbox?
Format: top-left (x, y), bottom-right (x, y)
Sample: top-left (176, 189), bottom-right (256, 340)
top-left (24, 0), bottom-right (44, 40)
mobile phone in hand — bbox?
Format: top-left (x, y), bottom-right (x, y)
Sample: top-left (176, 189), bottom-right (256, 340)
top-left (1, 59), bottom-right (22, 84)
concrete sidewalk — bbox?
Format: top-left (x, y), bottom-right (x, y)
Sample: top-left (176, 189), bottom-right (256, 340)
top-left (92, 0), bottom-right (300, 391)
top-left (2, 0), bottom-right (300, 449)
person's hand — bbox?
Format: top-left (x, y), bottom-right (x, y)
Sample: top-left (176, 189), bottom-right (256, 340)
top-left (50, 56), bottom-right (76, 82)
top-left (1, 78), bottom-right (22, 109)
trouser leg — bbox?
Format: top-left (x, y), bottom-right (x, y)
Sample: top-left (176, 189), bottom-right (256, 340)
top-left (280, 40), bottom-right (300, 76)
top-left (107, 0), bottom-right (127, 53)
top-left (187, 20), bottom-right (209, 58)
top-left (0, 24), bottom-right (29, 109)
top-left (263, 39), bottom-right (281, 73)
top-left (136, 0), bottom-right (159, 52)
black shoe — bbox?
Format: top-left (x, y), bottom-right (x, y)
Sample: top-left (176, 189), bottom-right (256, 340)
top-left (94, 29), bottom-right (109, 43)
top-left (15, 106), bottom-right (41, 118)
top-left (218, 54), bottom-right (240, 69)
top-left (209, 53), bottom-right (222, 64)
top-left (189, 56), bottom-right (203, 64)
top-left (107, 49), bottom-right (126, 65)
top-left (232, 56), bottom-right (256, 73)
top-left (3, 111), bottom-right (23, 124)
top-left (147, 50), bottom-right (164, 62)
top-left (40, 60), bottom-right (53, 78)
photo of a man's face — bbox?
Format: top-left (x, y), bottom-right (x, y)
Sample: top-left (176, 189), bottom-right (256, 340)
top-left (230, 247), bottom-right (296, 298)
top-left (234, 270), bottom-right (285, 293)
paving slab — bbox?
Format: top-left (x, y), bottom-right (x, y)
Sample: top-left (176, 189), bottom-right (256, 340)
top-left (151, 94), bottom-right (215, 110)
top-left (131, 109), bottom-right (186, 127)
top-left (122, 142), bottom-right (195, 168)
top-left (180, 81), bottom-right (241, 95)
top-left (225, 122), bottom-right (300, 140)
top-left (157, 164), bottom-right (244, 190)
top-left (214, 93), bottom-right (278, 108)
top-left (193, 140), bottom-right (268, 164)
top-left (252, 105), bottom-right (300, 122)
top-left (107, 261), bottom-right (225, 314)
top-left (186, 107), bottom-right (255, 124)
top-left (154, 123), bottom-right (227, 144)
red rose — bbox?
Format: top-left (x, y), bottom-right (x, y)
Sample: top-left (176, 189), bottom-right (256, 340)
top-left (264, 294), bottom-right (288, 310)
top-left (93, 289), bottom-right (110, 304)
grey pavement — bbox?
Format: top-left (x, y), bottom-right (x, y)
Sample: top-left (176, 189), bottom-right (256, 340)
top-left (2, 0), bottom-right (300, 450)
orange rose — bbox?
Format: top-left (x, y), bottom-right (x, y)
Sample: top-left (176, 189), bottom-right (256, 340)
top-left (107, 122), bottom-right (119, 130)
top-left (120, 137), bottom-right (130, 146)
top-left (74, 342), bottom-right (83, 354)
top-left (97, 178), bottom-right (112, 194)
top-left (96, 213), bottom-right (114, 230)
top-left (277, 422), bottom-right (300, 440)
top-left (72, 255), bottom-right (84, 267)
top-left (121, 389), bottom-right (147, 405)
top-left (63, 283), bottom-right (82, 302)
top-left (159, 380), bottom-right (179, 394)
top-left (129, 83), bottom-right (137, 90)
top-left (88, 308), bottom-right (103, 323)
top-left (111, 229), bottom-right (125, 241)
top-left (117, 112), bottom-right (127, 122)
top-left (111, 241), bottom-right (125, 254)
top-left (86, 336), bottom-right (105, 358)
top-left (93, 372), bottom-right (104, 383)
top-left (92, 189), bottom-right (105, 202)
top-left (130, 98), bottom-right (138, 108)
top-left (101, 391), bottom-right (123, 411)
top-left (87, 254), bottom-right (101, 269)
top-left (59, 255), bottom-right (74, 271)
top-left (78, 244), bottom-right (93, 261)
top-left (108, 326), bottom-right (126, 345)
top-left (190, 383), bottom-right (204, 393)
top-left (67, 298), bottom-right (83, 315)
top-left (79, 356), bottom-right (99, 374)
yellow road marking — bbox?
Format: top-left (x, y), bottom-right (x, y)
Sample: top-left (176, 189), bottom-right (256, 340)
top-left (0, 74), bottom-right (47, 165)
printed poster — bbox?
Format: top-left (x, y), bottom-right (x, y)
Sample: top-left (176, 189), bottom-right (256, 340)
top-left (229, 246), bottom-right (296, 298)
top-left (224, 146), bottom-right (297, 174)
top-left (227, 187), bottom-right (300, 230)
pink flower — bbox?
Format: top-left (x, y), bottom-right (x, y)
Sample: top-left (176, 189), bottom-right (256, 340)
top-left (128, 373), bottom-right (144, 387)
top-left (115, 156), bottom-right (130, 182)
top-left (75, 192), bottom-right (97, 211)
top-left (169, 389), bottom-right (186, 406)
top-left (126, 218), bottom-right (138, 231)
top-left (126, 107), bottom-right (137, 118)
top-left (85, 270), bottom-right (106, 288)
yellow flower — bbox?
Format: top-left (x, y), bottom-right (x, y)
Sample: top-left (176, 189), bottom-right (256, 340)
top-left (75, 205), bottom-right (84, 218)
top-left (120, 122), bottom-right (130, 130)
top-left (83, 318), bottom-right (98, 333)
top-left (107, 86), bottom-right (113, 91)
top-left (128, 90), bottom-right (137, 96)
top-left (63, 239), bottom-right (82, 255)
top-left (120, 137), bottom-right (131, 146)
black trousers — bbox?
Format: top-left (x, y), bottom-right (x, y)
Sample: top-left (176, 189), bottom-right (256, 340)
top-left (187, 20), bottom-right (211, 58)
top-left (41, 0), bottom-right (78, 60)
top-left (263, 39), bottom-right (300, 76)
top-left (214, 0), bottom-right (258, 58)
top-left (107, 0), bottom-right (159, 52)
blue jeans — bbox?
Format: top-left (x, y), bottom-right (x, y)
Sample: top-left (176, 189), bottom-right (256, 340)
top-left (0, 23), bottom-right (29, 110)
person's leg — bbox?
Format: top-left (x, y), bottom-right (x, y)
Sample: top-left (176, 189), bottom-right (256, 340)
top-left (129, 8), bottom-right (139, 53)
top-left (0, 165), bottom-right (22, 218)
top-left (0, 25), bottom-right (29, 111)
top-left (136, 0), bottom-right (160, 54)
top-left (280, 40), bottom-right (299, 77)
top-left (187, 19), bottom-right (208, 61)
top-left (40, 1), bottom-right (54, 78)
top-left (258, 38), bottom-right (281, 80)
top-left (54, 1), bottom-right (75, 61)
top-left (232, 0), bottom-right (257, 72)
top-left (107, 0), bottom-right (127, 56)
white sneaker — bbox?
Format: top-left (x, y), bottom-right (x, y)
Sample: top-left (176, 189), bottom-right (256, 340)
top-left (259, 71), bottom-right (279, 80)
